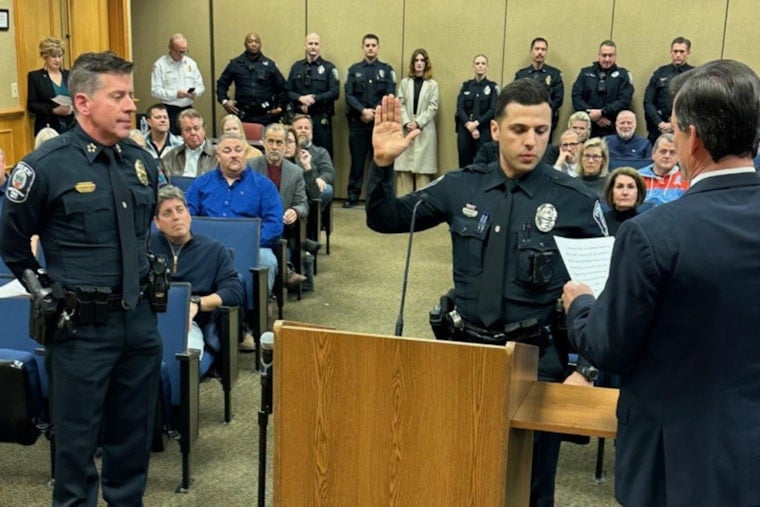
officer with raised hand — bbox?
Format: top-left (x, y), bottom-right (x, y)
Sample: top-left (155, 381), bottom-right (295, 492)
top-left (366, 80), bottom-right (608, 507)
top-left (0, 51), bottom-right (162, 506)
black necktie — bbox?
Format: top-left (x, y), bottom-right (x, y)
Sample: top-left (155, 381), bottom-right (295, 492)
top-left (105, 147), bottom-right (140, 309)
top-left (477, 184), bottom-right (512, 327)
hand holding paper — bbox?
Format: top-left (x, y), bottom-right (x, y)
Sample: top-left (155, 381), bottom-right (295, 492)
top-left (555, 235), bottom-right (616, 311)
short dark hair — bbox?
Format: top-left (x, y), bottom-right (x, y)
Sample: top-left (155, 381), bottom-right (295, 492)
top-left (147, 103), bottom-right (168, 118)
top-left (156, 185), bottom-right (187, 216)
top-left (530, 37), bottom-right (548, 49)
top-left (599, 40), bottom-right (617, 50)
top-left (495, 78), bottom-right (550, 121)
top-left (68, 51), bottom-right (133, 98)
top-left (362, 33), bottom-right (379, 45)
top-left (671, 36), bottom-right (691, 51)
top-left (671, 59), bottom-right (760, 162)
top-left (604, 167), bottom-right (646, 210)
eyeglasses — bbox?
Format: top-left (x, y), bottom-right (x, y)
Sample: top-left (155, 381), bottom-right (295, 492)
top-left (171, 47), bottom-right (189, 55)
top-left (560, 142), bottom-right (580, 148)
top-left (582, 154), bottom-right (603, 161)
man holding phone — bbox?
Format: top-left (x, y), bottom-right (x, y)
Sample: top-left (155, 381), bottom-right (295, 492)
top-left (151, 33), bottom-right (205, 134)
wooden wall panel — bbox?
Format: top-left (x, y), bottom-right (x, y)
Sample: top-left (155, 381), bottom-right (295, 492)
top-left (67, 0), bottom-right (110, 56)
top-left (0, 108), bottom-right (28, 166)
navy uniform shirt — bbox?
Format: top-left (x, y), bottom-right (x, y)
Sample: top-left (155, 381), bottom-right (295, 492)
top-left (216, 52), bottom-right (287, 111)
top-left (643, 62), bottom-right (694, 129)
top-left (344, 60), bottom-right (396, 123)
top-left (514, 64), bottom-right (564, 116)
top-left (571, 62), bottom-right (634, 122)
top-left (0, 125), bottom-right (159, 289)
top-left (455, 78), bottom-right (499, 130)
top-left (287, 56), bottom-right (340, 116)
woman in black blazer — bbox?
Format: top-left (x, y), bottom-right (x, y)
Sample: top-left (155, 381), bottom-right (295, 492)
top-left (27, 37), bottom-right (74, 134)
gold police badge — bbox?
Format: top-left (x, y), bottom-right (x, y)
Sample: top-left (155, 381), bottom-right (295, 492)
top-left (135, 159), bottom-right (149, 186)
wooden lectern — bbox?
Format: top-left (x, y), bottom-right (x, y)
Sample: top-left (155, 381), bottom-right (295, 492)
top-left (273, 322), bottom-right (618, 506)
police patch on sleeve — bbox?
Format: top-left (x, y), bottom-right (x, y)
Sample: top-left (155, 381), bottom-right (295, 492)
top-left (332, 68), bottom-right (339, 80)
top-left (6, 162), bottom-right (36, 203)
top-left (593, 201), bottom-right (609, 236)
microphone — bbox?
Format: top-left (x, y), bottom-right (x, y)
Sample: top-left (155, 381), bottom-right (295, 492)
top-left (394, 195), bottom-right (425, 336)
top-left (260, 331), bottom-right (274, 413)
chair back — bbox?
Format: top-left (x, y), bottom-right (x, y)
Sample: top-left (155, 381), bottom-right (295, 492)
top-left (157, 282), bottom-right (191, 406)
top-left (171, 176), bottom-right (196, 192)
top-left (242, 122), bottom-right (264, 146)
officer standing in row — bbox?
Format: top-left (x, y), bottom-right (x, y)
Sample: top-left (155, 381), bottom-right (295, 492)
top-left (366, 80), bottom-right (607, 507)
top-left (0, 52), bottom-right (163, 505)
top-left (455, 54), bottom-right (499, 167)
top-left (515, 37), bottom-right (564, 140)
top-left (343, 33), bottom-right (396, 208)
top-left (643, 36), bottom-right (694, 145)
top-left (287, 32), bottom-right (340, 157)
top-left (217, 33), bottom-right (288, 125)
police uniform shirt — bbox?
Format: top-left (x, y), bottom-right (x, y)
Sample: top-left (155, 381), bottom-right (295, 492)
top-left (216, 52), bottom-right (287, 109)
top-left (366, 161), bottom-right (607, 327)
top-left (455, 78), bottom-right (499, 127)
top-left (571, 62), bottom-right (634, 120)
top-left (286, 56), bottom-right (340, 115)
top-left (0, 125), bottom-right (159, 289)
top-left (644, 62), bottom-right (694, 127)
top-left (514, 64), bottom-right (564, 115)
top-left (344, 60), bottom-right (396, 120)
top-left (150, 53), bottom-right (205, 107)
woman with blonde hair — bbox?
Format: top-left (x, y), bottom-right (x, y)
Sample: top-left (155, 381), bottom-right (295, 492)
top-left (577, 137), bottom-right (610, 198)
top-left (27, 37), bottom-right (74, 134)
top-left (219, 114), bottom-right (263, 161)
top-left (34, 127), bottom-right (60, 149)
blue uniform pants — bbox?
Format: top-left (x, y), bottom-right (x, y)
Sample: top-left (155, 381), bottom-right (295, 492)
top-left (46, 299), bottom-right (162, 507)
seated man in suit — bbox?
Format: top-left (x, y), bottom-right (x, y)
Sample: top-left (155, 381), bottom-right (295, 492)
top-left (251, 123), bottom-right (308, 288)
top-left (152, 185), bottom-right (244, 370)
top-left (162, 108), bottom-right (217, 178)
top-left (185, 133), bottom-right (284, 296)
top-left (603, 110), bottom-right (652, 160)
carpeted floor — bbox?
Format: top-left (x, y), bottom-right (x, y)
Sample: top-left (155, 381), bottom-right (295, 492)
top-left (0, 203), bottom-right (618, 506)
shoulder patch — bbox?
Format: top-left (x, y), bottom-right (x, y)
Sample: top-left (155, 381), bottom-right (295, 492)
top-left (593, 200), bottom-right (609, 236)
top-left (332, 67), bottom-right (339, 80)
top-left (6, 162), bottom-right (36, 203)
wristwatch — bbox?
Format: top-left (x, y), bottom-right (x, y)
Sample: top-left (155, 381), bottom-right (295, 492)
top-left (575, 365), bottom-right (599, 382)
top-left (190, 295), bottom-right (201, 312)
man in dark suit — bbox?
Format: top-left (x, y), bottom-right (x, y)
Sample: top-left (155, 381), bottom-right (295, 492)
top-left (562, 59), bottom-right (760, 507)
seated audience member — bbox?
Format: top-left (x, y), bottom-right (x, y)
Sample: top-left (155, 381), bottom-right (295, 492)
top-left (34, 126), bottom-right (60, 149)
top-left (291, 114), bottom-right (335, 210)
top-left (251, 123), bottom-right (308, 288)
top-left (152, 185), bottom-right (245, 371)
top-left (568, 110), bottom-right (592, 143)
top-left (603, 167), bottom-right (651, 235)
top-left (162, 108), bottom-right (217, 178)
top-left (185, 134), bottom-right (284, 296)
top-left (638, 133), bottom-right (688, 205)
top-left (577, 137), bottom-right (609, 198)
top-left (143, 103), bottom-right (183, 159)
top-left (603, 110), bottom-right (652, 160)
top-left (129, 129), bottom-right (147, 148)
top-left (219, 113), bottom-right (263, 161)
top-left (553, 129), bottom-right (581, 176)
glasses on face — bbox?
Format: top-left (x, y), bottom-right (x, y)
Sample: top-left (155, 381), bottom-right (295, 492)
top-left (560, 142), bottom-right (580, 148)
top-left (582, 154), bottom-right (603, 161)
top-left (171, 47), bottom-right (189, 55)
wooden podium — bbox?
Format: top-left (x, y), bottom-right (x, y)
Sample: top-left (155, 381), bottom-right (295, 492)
top-left (273, 322), bottom-right (618, 506)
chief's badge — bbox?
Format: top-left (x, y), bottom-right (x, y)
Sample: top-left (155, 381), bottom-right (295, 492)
top-left (318, 65), bottom-right (325, 74)
top-left (545, 75), bottom-right (552, 86)
top-left (484, 86), bottom-right (491, 95)
top-left (135, 159), bottom-right (149, 186)
top-left (6, 162), bottom-right (36, 203)
top-left (379, 69), bottom-right (385, 79)
top-left (75, 182), bottom-right (96, 193)
top-left (535, 203), bottom-right (558, 232)
top-left (86, 143), bottom-right (97, 153)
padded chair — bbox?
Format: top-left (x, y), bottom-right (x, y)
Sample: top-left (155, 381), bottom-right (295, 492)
top-left (190, 216), bottom-right (269, 367)
top-left (170, 176), bottom-right (196, 192)
top-left (242, 122), bottom-right (265, 148)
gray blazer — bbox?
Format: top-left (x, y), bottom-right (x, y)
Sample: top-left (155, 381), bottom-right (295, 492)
top-left (250, 156), bottom-right (309, 219)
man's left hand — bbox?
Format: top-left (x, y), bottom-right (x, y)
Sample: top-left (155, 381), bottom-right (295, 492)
top-left (561, 280), bottom-right (594, 313)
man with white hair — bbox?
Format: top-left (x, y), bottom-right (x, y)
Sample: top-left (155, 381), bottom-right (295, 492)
top-left (604, 110), bottom-right (652, 159)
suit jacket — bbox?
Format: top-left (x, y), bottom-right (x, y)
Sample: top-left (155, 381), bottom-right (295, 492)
top-left (395, 77), bottom-right (439, 175)
top-left (567, 170), bottom-right (760, 507)
top-left (162, 139), bottom-right (217, 178)
top-left (250, 156), bottom-right (308, 219)
top-left (27, 68), bottom-right (74, 134)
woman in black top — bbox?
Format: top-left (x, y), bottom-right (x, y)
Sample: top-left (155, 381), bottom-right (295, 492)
top-left (577, 137), bottom-right (609, 199)
top-left (455, 54), bottom-right (498, 167)
top-left (27, 37), bottom-right (74, 134)
top-left (603, 167), bottom-right (651, 235)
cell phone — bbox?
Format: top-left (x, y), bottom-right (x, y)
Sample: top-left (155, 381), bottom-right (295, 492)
top-left (187, 87), bottom-right (195, 94)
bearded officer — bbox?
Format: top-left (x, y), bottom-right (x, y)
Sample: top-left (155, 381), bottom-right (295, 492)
top-left (366, 79), bottom-right (608, 507)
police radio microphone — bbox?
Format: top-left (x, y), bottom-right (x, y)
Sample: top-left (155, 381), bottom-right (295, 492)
top-left (394, 196), bottom-right (425, 337)
top-left (258, 331), bottom-right (274, 507)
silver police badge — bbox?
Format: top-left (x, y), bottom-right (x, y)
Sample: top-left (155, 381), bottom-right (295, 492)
top-left (611, 71), bottom-right (619, 78)
top-left (135, 159), bottom-right (149, 186)
top-left (545, 75), bottom-right (552, 86)
top-left (318, 65), bottom-right (325, 74)
top-left (535, 203), bottom-right (558, 232)
top-left (484, 86), bottom-right (491, 95)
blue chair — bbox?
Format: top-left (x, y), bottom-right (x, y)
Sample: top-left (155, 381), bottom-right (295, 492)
top-left (170, 176), bottom-right (196, 192)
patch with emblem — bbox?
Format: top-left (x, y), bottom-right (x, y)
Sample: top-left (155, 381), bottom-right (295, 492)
top-left (462, 204), bottom-right (478, 218)
top-left (545, 75), bottom-right (552, 86)
top-left (593, 201), bottom-right (609, 236)
top-left (318, 65), bottom-right (325, 74)
top-left (6, 162), bottom-right (36, 203)
top-left (75, 182), bottom-right (96, 193)
top-left (135, 159), bottom-right (149, 186)
top-left (484, 86), bottom-right (491, 95)
top-left (87, 143), bottom-right (97, 153)
top-left (332, 68), bottom-right (339, 80)
top-left (187, 65), bottom-right (192, 72)
top-left (535, 203), bottom-right (557, 232)
top-left (390, 70), bottom-right (396, 82)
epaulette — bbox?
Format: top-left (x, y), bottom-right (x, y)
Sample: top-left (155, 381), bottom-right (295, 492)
top-left (24, 135), bottom-right (71, 163)
top-left (546, 168), bottom-right (599, 201)
top-left (461, 162), bottom-right (494, 174)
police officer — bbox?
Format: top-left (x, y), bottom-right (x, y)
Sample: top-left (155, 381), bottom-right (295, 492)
top-left (0, 52), bottom-right (162, 505)
top-left (287, 32), bottom-right (340, 157)
top-left (456, 54), bottom-right (499, 167)
top-left (643, 36), bottom-right (694, 145)
top-left (571, 40), bottom-right (634, 138)
top-left (367, 80), bottom-right (607, 507)
top-left (217, 33), bottom-right (288, 125)
top-left (515, 37), bottom-right (564, 140)
top-left (343, 33), bottom-right (396, 208)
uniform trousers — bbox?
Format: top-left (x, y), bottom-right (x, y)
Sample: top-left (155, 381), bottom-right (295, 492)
top-left (347, 123), bottom-right (374, 201)
top-left (310, 113), bottom-right (334, 158)
top-left (457, 126), bottom-right (490, 168)
top-left (47, 299), bottom-right (162, 507)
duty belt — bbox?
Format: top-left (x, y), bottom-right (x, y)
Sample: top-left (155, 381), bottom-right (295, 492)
top-left (447, 314), bottom-right (552, 349)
